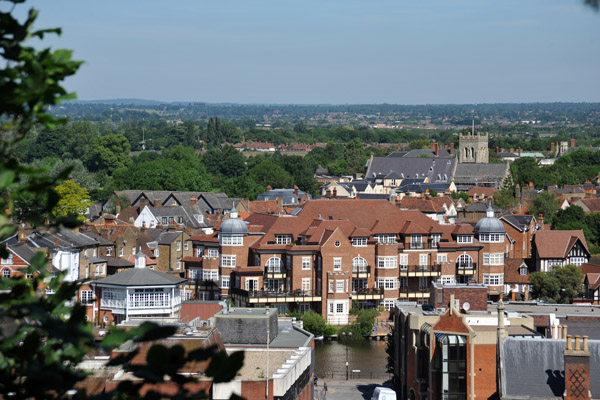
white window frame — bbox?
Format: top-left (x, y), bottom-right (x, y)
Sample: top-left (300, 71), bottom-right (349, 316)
top-left (376, 235), bottom-right (396, 244)
top-left (302, 278), bottom-right (311, 292)
top-left (352, 237), bottom-right (368, 247)
top-left (220, 235), bottom-right (244, 246)
top-left (399, 254), bottom-right (408, 269)
top-left (380, 299), bottom-right (395, 311)
top-left (431, 234), bottom-right (441, 247)
top-left (439, 275), bottom-right (455, 285)
top-left (207, 248), bottom-right (219, 258)
top-left (80, 290), bottom-right (95, 305)
top-left (437, 254), bottom-right (448, 263)
top-left (275, 235), bottom-right (292, 245)
top-left (483, 274), bottom-right (504, 286)
top-left (221, 255), bottom-right (236, 268)
top-left (266, 257), bottom-right (283, 273)
top-left (177, 240), bottom-right (181, 251)
top-left (419, 277), bottom-right (429, 290)
top-left (120, 248), bottom-right (124, 257)
top-left (377, 278), bottom-right (398, 290)
top-left (377, 256), bottom-right (397, 269)
top-left (333, 257), bottom-right (342, 271)
top-left (410, 235), bottom-right (423, 249)
top-left (352, 256), bottom-right (368, 273)
top-left (302, 257), bottom-right (311, 270)
top-left (184, 241), bottom-right (189, 251)
top-left (2, 254), bottom-right (13, 265)
top-left (419, 254), bottom-right (428, 267)
top-left (457, 235), bottom-right (473, 244)
top-left (336, 280), bottom-right (345, 293)
top-left (328, 279), bottom-right (334, 293)
top-left (483, 253), bottom-right (504, 266)
top-left (479, 233), bottom-right (503, 243)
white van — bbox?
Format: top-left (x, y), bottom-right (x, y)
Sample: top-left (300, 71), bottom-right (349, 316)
top-left (371, 386), bottom-right (397, 400)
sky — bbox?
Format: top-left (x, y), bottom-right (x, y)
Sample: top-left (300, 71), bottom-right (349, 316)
top-left (20, 0), bottom-right (600, 104)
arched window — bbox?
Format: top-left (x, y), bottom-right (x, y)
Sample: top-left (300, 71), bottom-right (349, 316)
top-left (352, 257), bottom-right (368, 273)
top-left (471, 147), bottom-right (475, 160)
top-left (265, 257), bottom-right (283, 273)
top-left (457, 254), bottom-right (474, 269)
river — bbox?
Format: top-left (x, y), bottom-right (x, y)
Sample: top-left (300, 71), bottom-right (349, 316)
top-left (314, 339), bottom-right (390, 381)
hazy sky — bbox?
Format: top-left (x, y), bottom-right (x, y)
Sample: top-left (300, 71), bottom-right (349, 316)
top-left (24, 0), bottom-right (600, 104)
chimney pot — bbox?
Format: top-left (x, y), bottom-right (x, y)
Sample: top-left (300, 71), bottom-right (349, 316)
top-left (575, 335), bottom-right (581, 351)
top-left (566, 335), bottom-right (573, 350)
top-left (583, 336), bottom-right (589, 352)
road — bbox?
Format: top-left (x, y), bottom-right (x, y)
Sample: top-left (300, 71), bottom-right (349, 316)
top-left (314, 379), bottom-right (394, 400)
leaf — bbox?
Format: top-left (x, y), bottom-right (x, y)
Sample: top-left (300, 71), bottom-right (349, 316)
top-left (205, 351), bottom-right (245, 383)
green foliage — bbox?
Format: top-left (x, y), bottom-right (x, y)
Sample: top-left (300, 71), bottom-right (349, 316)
top-left (552, 206), bottom-right (600, 252)
top-left (428, 188), bottom-right (438, 197)
top-left (83, 134), bottom-right (132, 174)
top-left (529, 191), bottom-right (560, 225)
top-left (529, 264), bottom-right (584, 304)
top-left (296, 311), bottom-right (336, 336)
top-left (52, 179), bottom-right (93, 221)
top-left (451, 191), bottom-right (470, 203)
top-left (340, 307), bottom-right (380, 338)
top-left (409, 139), bottom-right (430, 150)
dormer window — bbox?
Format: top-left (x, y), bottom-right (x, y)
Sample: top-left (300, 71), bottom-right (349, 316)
top-left (195, 214), bottom-right (204, 223)
top-left (162, 217), bottom-right (168, 225)
top-left (220, 234), bottom-right (243, 246)
top-left (352, 237), bottom-right (368, 247)
top-left (479, 233), bottom-right (503, 243)
top-left (376, 235), bottom-right (396, 245)
top-left (431, 234), bottom-right (441, 247)
top-left (410, 235), bottom-right (423, 249)
top-left (519, 266), bottom-right (528, 276)
top-left (275, 235), bottom-right (292, 245)
top-left (457, 235), bottom-right (472, 244)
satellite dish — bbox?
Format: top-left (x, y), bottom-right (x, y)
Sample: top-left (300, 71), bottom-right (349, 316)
top-left (462, 302), bottom-right (471, 312)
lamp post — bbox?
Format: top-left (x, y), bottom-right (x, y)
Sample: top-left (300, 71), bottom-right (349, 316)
top-left (342, 331), bottom-right (352, 380)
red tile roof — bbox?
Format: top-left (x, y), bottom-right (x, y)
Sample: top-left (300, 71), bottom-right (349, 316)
top-left (534, 230), bottom-right (589, 259)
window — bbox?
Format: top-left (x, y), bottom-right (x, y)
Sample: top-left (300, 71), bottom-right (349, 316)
top-left (399, 277), bottom-right (408, 287)
top-left (266, 257), bottom-right (283, 272)
top-left (419, 277), bottom-right (429, 290)
top-left (479, 233), bottom-right (503, 243)
top-left (132, 247), bottom-right (136, 255)
top-left (457, 235), bottom-right (472, 244)
top-left (2, 254), bottom-right (14, 264)
top-left (483, 274), bottom-right (504, 286)
top-left (353, 278), bottom-right (368, 291)
top-left (275, 235), bottom-right (292, 245)
top-left (106, 247), bottom-right (112, 256)
top-left (352, 237), bottom-right (367, 247)
top-left (432, 234), bottom-right (441, 247)
top-left (336, 280), bottom-right (345, 293)
top-left (176, 259), bottom-right (182, 270)
top-left (154, 249), bottom-right (159, 257)
top-left (333, 257), bottom-right (342, 271)
top-left (437, 254), bottom-right (448, 263)
top-left (26, 273), bottom-right (33, 279)
top-left (519, 266), bottom-right (528, 276)
top-left (120, 248), bottom-right (124, 257)
top-left (377, 278), bottom-right (398, 290)
top-left (329, 303), bottom-right (334, 314)
top-left (265, 279), bottom-right (284, 291)
top-left (438, 334), bottom-right (467, 398)
top-left (329, 280), bottom-right (334, 293)
top-left (352, 257), bottom-right (368, 273)
top-left (184, 241), bottom-right (189, 251)
top-left (376, 235), bottom-right (396, 244)
top-left (299, 303), bottom-right (310, 313)
top-left (336, 303), bottom-right (344, 314)
top-left (207, 248), bottom-right (219, 258)
top-left (128, 288), bottom-right (171, 308)
top-left (377, 256), bottom-right (397, 269)
top-left (3, 269), bottom-right (11, 278)
top-left (483, 253), bottom-right (504, 266)
top-left (380, 299), bottom-right (395, 311)
top-left (162, 217), bottom-right (168, 225)
top-left (93, 248), bottom-right (97, 257)
top-left (302, 278), bottom-right (311, 292)
top-left (80, 290), bottom-right (94, 305)
top-left (220, 235), bottom-right (243, 246)
top-left (569, 257), bottom-right (586, 266)
top-left (399, 254), bottom-right (408, 269)
top-left (221, 255), bottom-right (236, 268)
top-left (439, 275), bottom-right (455, 285)
top-left (419, 254), bottom-right (428, 267)
top-left (457, 254), bottom-right (474, 268)
top-left (410, 235), bottom-right (423, 249)
top-left (203, 270), bottom-right (219, 281)
top-left (176, 241), bottom-right (181, 251)
top-left (302, 257), bottom-right (311, 270)
top-left (196, 247), bottom-right (203, 257)
top-left (169, 217), bottom-right (174, 224)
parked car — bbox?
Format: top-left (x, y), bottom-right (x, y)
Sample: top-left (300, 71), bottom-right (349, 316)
top-left (371, 387), bottom-right (396, 400)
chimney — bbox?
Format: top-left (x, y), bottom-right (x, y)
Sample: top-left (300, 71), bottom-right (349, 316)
top-left (139, 198), bottom-right (149, 210)
top-left (538, 213), bottom-right (544, 230)
top-left (326, 189), bottom-right (331, 198)
top-left (333, 187), bottom-right (337, 199)
top-left (266, 185), bottom-right (272, 191)
top-left (294, 185), bottom-right (299, 198)
top-left (570, 138), bottom-right (576, 148)
top-left (450, 142), bottom-right (454, 155)
top-left (430, 142), bottom-right (439, 156)
top-left (190, 195), bottom-right (198, 206)
top-left (563, 335), bottom-right (592, 400)
top-left (116, 201), bottom-right (121, 215)
top-left (515, 183), bottom-right (521, 201)
top-left (551, 142), bottom-right (555, 153)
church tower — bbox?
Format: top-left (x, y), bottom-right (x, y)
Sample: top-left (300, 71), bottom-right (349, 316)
top-left (458, 128), bottom-right (489, 164)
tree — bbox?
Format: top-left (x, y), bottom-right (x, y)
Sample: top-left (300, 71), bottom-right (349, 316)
top-left (1, 2), bottom-right (243, 398)
top-left (296, 311), bottom-right (336, 336)
top-left (83, 133), bottom-right (132, 174)
top-left (529, 191), bottom-right (560, 225)
top-left (385, 325), bottom-right (395, 374)
top-left (52, 179), bottom-right (93, 221)
top-left (529, 264), bottom-right (583, 304)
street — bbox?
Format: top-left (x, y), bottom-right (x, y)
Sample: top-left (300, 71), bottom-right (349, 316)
top-left (314, 379), bottom-right (394, 400)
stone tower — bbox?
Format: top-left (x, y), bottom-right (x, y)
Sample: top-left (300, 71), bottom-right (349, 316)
top-left (458, 130), bottom-right (489, 163)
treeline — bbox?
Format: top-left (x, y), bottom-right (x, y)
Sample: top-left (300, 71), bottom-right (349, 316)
top-left (54, 102), bottom-right (600, 124)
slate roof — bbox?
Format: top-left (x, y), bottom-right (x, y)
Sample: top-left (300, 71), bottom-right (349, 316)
top-left (157, 231), bottom-right (182, 245)
top-left (453, 163), bottom-right (509, 180)
top-left (366, 156), bottom-right (455, 183)
top-left (500, 215), bottom-right (535, 232)
top-left (146, 205), bottom-right (211, 229)
top-left (105, 257), bottom-right (134, 268)
top-left (402, 149), bottom-right (453, 158)
top-left (501, 338), bottom-right (600, 398)
top-left (94, 268), bottom-right (187, 286)
top-left (534, 230), bottom-right (589, 259)
top-left (7, 242), bottom-right (38, 264)
top-left (27, 227), bottom-right (99, 250)
top-left (356, 194), bottom-right (389, 200)
top-left (465, 202), bottom-right (506, 213)
top-left (256, 189), bottom-right (312, 206)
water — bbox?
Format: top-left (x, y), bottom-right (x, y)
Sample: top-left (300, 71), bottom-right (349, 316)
top-left (314, 339), bottom-right (390, 381)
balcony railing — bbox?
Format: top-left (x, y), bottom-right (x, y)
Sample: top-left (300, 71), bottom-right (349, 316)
top-left (457, 262), bottom-right (477, 270)
top-left (399, 264), bottom-right (442, 274)
top-left (352, 287), bottom-right (384, 296)
top-left (230, 287), bottom-right (321, 299)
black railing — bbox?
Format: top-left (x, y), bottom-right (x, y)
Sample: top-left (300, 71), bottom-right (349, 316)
top-left (399, 264), bottom-right (442, 274)
top-left (352, 287), bottom-right (384, 296)
top-left (230, 287), bottom-right (322, 298)
top-left (457, 262), bottom-right (477, 270)
top-left (352, 265), bottom-right (370, 274)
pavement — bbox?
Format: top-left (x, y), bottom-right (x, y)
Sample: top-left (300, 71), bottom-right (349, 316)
top-left (314, 378), bottom-right (394, 400)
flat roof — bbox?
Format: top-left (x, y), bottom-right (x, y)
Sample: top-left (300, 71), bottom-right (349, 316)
top-left (493, 302), bottom-right (600, 318)
top-left (215, 307), bottom-right (278, 319)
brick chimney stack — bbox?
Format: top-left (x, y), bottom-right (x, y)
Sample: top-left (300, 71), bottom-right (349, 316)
top-left (551, 142), bottom-right (555, 153)
top-left (570, 138), bottom-right (576, 148)
top-left (563, 335), bottom-right (592, 400)
top-left (429, 142), bottom-right (439, 156)
top-left (266, 185), bottom-right (272, 191)
top-left (332, 187), bottom-right (337, 199)
top-left (190, 195), bottom-right (198, 206)
top-left (450, 142), bottom-right (454, 155)
top-left (539, 213), bottom-right (544, 230)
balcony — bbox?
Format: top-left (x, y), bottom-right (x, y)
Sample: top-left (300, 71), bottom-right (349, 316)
top-left (351, 287), bottom-right (384, 301)
top-left (352, 265), bottom-right (371, 279)
top-left (398, 264), bottom-right (442, 277)
top-left (230, 287), bottom-right (322, 304)
top-left (456, 262), bottom-right (477, 275)
top-left (265, 267), bottom-right (287, 279)
top-left (398, 290), bottom-right (430, 299)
